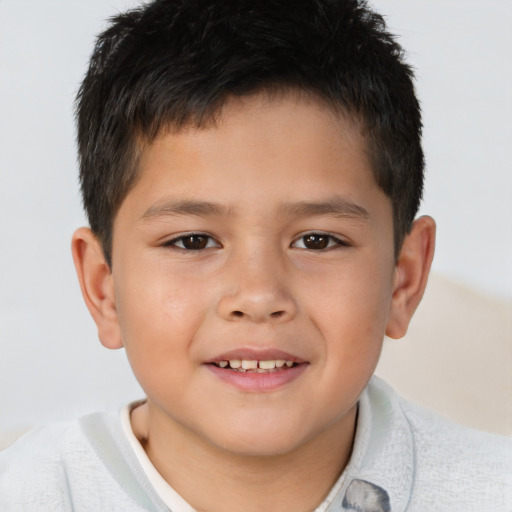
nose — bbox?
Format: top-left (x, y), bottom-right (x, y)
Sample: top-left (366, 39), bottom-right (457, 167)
top-left (216, 249), bottom-right (297, 324)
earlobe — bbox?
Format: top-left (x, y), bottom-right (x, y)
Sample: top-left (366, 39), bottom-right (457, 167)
top-left (385, 216), bottom-right (436, 339)
top-left (71, 227), bottom-right (123, 349)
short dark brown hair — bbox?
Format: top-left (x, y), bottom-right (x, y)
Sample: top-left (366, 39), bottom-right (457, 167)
top-left (76, 0), bottom-right (424, 265)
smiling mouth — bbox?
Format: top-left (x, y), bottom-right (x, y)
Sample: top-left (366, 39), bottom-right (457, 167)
top-left (210, 359), bottom-right (299, 372)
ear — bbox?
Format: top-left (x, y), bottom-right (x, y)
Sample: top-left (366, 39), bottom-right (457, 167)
top-left (71, 227), bottom-right (123, 349)
top-left (386, 216), bottom-right (436, 339)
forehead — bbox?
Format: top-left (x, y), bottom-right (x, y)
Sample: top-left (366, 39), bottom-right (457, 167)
top-left (123, 91), bottom-right (386, 221)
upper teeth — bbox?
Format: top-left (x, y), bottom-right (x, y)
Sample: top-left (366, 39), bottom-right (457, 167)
top-left (217, 359), bottom-right (295, 370)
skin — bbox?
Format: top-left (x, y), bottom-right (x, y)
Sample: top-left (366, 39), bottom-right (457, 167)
top-left (72, 91), bottom-right (435, 512)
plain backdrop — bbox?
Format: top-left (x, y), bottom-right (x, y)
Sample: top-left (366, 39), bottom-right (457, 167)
top-left (0, 0), bottom-right (511, 432)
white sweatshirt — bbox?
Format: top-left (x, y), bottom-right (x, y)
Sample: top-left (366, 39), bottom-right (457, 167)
top-left (1, 377), bottom-right (511, 511)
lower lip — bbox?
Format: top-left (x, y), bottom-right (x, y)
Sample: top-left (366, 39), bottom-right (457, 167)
top-left (205, 363), bottom-right (309, 392)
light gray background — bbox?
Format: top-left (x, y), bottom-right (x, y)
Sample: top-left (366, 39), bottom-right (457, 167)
top-left (1, 0), bottom-right (511, 431)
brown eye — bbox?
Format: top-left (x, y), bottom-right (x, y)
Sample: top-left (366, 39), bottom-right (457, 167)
top-left (292, 233), bottom-right (348, 250)
top-left (182, 235), bottom-right (209, 250)
top-left (166, 234), bottom-right (219, 250)
top-left (302, 234), bottom-right (329, 249)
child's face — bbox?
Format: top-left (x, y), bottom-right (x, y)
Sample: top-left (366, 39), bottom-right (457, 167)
top-left (110, 92), bottom-right (397, 455)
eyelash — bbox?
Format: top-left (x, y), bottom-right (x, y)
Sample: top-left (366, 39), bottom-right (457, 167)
top-left (162, 232), bottom-right (349, 251)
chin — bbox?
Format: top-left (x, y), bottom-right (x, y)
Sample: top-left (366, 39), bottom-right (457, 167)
top-left (219, 436), bottom-right (303, 458)
top-left (207, 420), bottom-right (311, 458)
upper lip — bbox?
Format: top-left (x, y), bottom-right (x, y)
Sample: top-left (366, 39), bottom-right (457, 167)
top-left (207, 348), bottom-right (307, 364)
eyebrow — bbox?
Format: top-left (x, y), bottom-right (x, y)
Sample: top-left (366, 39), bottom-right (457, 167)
top-left (141, 199), bottom-right (231, 220)
top-left (141, 196), bottom-right (370, 221)
top-left (279, 197), bottom-right (370, 221)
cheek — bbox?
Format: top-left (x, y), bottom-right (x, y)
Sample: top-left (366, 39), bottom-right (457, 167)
top-left (314, 255), bottom-right (392, 321)
top-left (306, 255), bottom-right (393, 367)
top-left (113, 265), bottom-right (211, 384)
top-left (117, 257), bottom-right (209, 330)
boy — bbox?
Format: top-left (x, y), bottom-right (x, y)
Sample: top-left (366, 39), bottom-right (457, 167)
top-left (1, 0), bottom-right (511, 510)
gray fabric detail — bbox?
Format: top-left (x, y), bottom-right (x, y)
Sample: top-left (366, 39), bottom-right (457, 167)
top-left (342, 478), bottom-right (391, 512)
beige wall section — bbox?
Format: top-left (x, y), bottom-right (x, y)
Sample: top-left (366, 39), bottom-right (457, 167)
top-left (0, 428), bottom-right (31, 452)
top-left (376, 272), bottom-right (512, 437)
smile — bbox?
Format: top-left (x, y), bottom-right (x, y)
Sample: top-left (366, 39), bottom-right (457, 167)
top-left (206, 354), bottom-right (308, 392)
top-left (213, 359), bottom-right (297, 372)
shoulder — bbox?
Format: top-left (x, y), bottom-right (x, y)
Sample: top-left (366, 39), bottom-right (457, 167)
top-left (0, 417), bottom-right (91, 471)
top-left (0, 411), bottom-right (135, 511)
top-left (0, 419), bottom-right (87, 510)
top-left (400, 396), bottom-right (512, 498)
top-left (368, 377), bottom-right (512, 508)
top-left (396, 387), bottom-right (512, 468)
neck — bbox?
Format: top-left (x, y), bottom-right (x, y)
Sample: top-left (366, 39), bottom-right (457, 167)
top-left (131, 402), bottom-right (357, 512)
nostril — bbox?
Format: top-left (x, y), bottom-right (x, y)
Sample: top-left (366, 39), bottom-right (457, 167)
top-left (232, 311), bottom-right (244, 317)
top-left (270, 310), bottom-right (285, 318)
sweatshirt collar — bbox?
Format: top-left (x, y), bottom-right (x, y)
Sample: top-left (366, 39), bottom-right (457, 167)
top-left (327, 377), bottom-right (415, 512)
